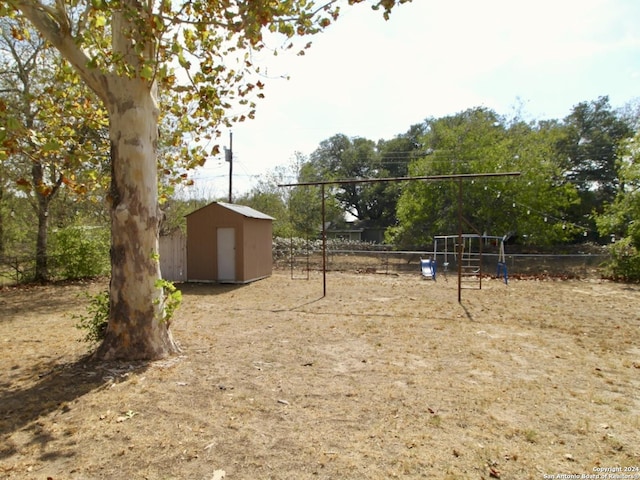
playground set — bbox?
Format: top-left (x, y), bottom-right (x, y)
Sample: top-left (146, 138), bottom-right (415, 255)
top-left (420, 234), bottom-right (509, 286)
top-left (280, 171), bottom-right (519, 300)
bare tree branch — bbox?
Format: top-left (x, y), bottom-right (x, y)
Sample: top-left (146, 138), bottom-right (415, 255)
top-left (9, 0), bottom-right (108, 102)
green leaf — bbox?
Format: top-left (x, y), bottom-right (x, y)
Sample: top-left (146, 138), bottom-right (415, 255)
top-left (42, 140), bottom-right (62, 152)
top-left (178, 52), bottom-right (190, 69)
top-left (140, 64), bottom-right (154, 80)
top-left (6, 116), bottom-right (21, 131)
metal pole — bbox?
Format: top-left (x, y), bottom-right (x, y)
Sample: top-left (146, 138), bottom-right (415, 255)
top-left (321, 184), bottom-right (326, 298)
top-left (279, 171), bottom-right (520, 188)
top-left (228, 131), bottom-right (233, 203)
top-left (457, 178), bottom-right (463, 303)
top-left (479, 233), bottom-right (483, 290)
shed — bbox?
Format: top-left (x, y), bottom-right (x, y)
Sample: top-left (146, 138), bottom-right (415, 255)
top-left (186, 201), bottom-right (274, 284)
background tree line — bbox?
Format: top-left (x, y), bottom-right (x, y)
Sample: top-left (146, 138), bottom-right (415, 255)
top-left (236, 98), bottom-right (639, 280)
top-left (1, 17), bottom-right (638, 282)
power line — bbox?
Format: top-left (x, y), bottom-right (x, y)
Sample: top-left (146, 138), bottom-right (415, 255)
top-left (479, 183), bottom-right (595, 236)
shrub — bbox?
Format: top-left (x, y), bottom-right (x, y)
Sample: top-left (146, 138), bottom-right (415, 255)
top-left (272, 236), bottom-right (386, 260)
top-left (51, 226), bottom-right (110, 280)
top-left (73, 290), bottom-right (109, 345)
top-left (605, 238), bottom-right (640, 282)
top-left (75, 280), bottom-right (182, 346)
top-left (155, 279), bottom-right (182, 326)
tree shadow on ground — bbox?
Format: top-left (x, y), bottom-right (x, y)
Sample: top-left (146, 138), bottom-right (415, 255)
top-left (0, 279), bottom-right (103, 324)
top-left (176, 282), bottom-right (245, 298)
top-left (0, 355), bottom-right (148, 461)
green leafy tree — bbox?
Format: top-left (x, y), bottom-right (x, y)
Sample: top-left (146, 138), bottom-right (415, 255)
top-left (0, 184), bottom-right (4, 257)
top-left (373, 123), bottom-right (429, 230)
top-left (308, 134), bottom-right (381, 222)
top-left (235, 165), bottom-right (292, 238)
top-left (389, 108), bottom-right (508, 246)
top-left (0, 187), bottom-right (34, 258)
top-left (294, 155), bottom-right (345, 237)
top-left (557, 96), bottom-right (634, 237)
top-left (158, 196), bottom-right (207, 236)
top-left (596, 131), bottom-right (640, 281)
top-left (388, 108), bottom-right (579, 247)
top-left (3, 0), bottom-right (407, 360)
top-left (0, 22), bottom-right (108, 281)
top-left (1, 25), bottom-right (63, 280)
top-left (500, 118), bottom-right (583, 244)
top-left (0, 129), bottom-right (9, 257)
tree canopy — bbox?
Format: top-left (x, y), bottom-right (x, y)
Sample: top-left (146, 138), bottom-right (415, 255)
top-left (278, 102), bottom-right (636, 252)
top-left (2, 0), bottom-right (410, 360)
top-left (557, 96), bottom-right (633, 238)
top-left (595, 129), bottom-right (640, 280)
top-left (0, 20), bottom-right (109, 280)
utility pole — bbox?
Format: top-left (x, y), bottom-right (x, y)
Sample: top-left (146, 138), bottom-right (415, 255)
top-left (224, 131), bottom-right (233, 203)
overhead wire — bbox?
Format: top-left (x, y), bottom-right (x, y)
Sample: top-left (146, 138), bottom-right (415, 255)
top-left (190, 147), bottom-right (598, 237)
top-left (476, 182), bottom-right (595, 237)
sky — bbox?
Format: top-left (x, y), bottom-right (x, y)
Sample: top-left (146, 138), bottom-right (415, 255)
top-left (190, 0), bottom-right (640, 199)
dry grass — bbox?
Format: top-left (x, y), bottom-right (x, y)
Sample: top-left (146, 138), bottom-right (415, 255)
top-left (1, 271), bottom-right (639, 479)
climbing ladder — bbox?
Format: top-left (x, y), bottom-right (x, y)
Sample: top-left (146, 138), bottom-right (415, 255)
top-left (457, 235), bottom-right (483, 290)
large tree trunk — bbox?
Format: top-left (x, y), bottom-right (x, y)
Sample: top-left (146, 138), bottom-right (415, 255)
top-left (32, 163), bottom-right (50, 283)
top-left (16, 0), bottom-right (180, 361)
top-left (94, 78), bottom-right (179, 361)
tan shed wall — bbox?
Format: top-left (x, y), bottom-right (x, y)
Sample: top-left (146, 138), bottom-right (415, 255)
top-left (242, 217), bottom-right (273, 282)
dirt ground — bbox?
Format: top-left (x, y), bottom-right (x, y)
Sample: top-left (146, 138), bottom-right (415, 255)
top-left (1, 270), bottom-right (639, 480)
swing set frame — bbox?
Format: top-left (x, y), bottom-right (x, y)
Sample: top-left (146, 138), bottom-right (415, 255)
top-left (279, 171), bottom-right (519, 301)
top-left (434, 233), bottom-right (509, 297)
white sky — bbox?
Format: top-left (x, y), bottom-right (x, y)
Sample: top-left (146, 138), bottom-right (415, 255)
top-left (191, 0), bottom-right (640, 198)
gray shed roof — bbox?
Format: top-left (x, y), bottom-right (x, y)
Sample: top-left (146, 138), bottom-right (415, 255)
top-left (186, 201), bottom-right (275, 220)
top-left (217, 202), bottom-right (275, 220)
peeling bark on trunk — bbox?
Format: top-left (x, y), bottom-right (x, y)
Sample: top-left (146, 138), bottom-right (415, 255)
top-left (16, 0), bottom-right (180, 361)
top-left (94, 78), bottom-right (179, 361)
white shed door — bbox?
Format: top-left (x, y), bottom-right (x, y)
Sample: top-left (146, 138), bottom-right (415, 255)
top-left (217, 227), bottom-right (236, 282)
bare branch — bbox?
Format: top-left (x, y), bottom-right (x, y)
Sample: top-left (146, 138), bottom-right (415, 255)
top-left (9, 0), bottom-right (108, 102)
